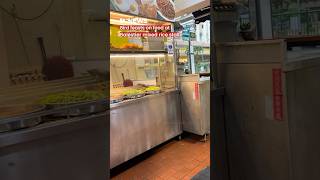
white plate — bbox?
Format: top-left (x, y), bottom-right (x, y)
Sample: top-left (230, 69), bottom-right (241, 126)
top-left (128, 0), bottom-right (139, 15)
top-left (141, 0), bottom-right (156, 4)
top-left (113, 0), bottom-right (138, 13)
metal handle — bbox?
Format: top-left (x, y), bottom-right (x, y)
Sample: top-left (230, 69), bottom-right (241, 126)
top-left (37, 37), bottom-right (47, 64)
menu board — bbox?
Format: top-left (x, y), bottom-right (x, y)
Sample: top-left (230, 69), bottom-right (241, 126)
top-left (110, 0), bottom-right (176, 22)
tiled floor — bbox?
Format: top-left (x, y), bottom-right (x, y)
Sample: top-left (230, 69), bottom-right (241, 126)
top-left (111, 134), bottom-right (210, 180)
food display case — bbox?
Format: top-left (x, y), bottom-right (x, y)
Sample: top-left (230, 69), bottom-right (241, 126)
top-left (110, 11), bottom-right (182, 169)
top-left (110, 52), bottom-right (181, 168)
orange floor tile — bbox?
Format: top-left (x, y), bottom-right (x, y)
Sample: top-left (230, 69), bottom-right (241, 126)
top-left (111, 134), bottom-right (210, 180)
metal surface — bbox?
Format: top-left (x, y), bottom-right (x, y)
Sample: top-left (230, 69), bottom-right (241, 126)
top-left (0, 105), bottom-right (45, 133)
top-left (179, 74), bottom-right (210, 136)
top-left (211, 88), bottom-right (229, 180)
top-left (46, 100), bottom-right (107, 117)
top-left (217, 40), bottom-right (290, 180)
top-left (0, 113), bottom-right (108, 180)
top-left (110, 90), bottom-right (182, 168)
top-left (285, 58), bottom-right (320, 180)
top-left (0, 116), bottom-right (42, 133)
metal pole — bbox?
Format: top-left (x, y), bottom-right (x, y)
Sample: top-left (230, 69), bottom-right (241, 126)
top-left (210, 5), bottom-right (218, 89)
top-left (297, 0), bottom-right (301, 35)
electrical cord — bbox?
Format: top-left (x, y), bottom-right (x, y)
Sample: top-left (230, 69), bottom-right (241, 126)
top-left (13, 17), bottom-right (31, 65)
top-left (0, 1), bottom-right (55, 66)
top-left (0, 0), bottom-right (54, 21)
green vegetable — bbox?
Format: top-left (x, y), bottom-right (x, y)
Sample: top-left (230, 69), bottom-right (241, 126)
top-left (145, 86), bottom-right (160, 92)
top-left (122, 89), bottom-right (144, 96)
top-left (39, 90), bottom-right (106, 104)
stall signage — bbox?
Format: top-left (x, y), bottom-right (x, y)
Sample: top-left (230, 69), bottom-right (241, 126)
top-left (194, 83), bottom-right (199, 101)
top-left (167, 43), bottom-right (174, 54)
top-left (182, 25), bottom-right (191, 41)
top-left (182, 31), bottom-right (190, 41)
top-left (110, 0), bottom-right (176, 22)
top-left (272, 68), bottom-right (283, 121)
top-left (190, 32), bottom-right (196, 41)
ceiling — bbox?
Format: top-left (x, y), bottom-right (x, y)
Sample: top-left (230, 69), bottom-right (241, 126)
top-left (174, 0), bottom-right (210, 17)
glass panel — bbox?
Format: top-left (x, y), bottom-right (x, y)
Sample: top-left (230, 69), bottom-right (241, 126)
top-left (110, 53), bottom-right (176, 103)
top-left (159, 54), bottom-right (175, 89)
top-left (194, 47), bottom-right (210, 74)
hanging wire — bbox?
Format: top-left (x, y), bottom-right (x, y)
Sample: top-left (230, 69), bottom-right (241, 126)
top-left (13, 17), bottom-right (31, 65)
top-left (0, 1), bottom-right (55, 66)
top-left (0, 0), bottom-right (54, 21)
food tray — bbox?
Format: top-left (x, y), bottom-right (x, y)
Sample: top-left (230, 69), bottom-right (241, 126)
top-left (145, 90), bottom-right (161, 95)
top-left (110, 97), bottom-right (124, 104)
top-left (0, 105), bottom-right (45, 133)
top-left (124, 93), bottom-right (146, 100)
top-left (45, 99), bottom-right (107, 117)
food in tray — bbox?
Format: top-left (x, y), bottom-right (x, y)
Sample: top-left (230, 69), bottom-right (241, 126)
top-left (122, 89), bottom-right (145, 98)
top-left (156, 0), bottom-right (175, 20)
top-left (39, 90), bottom-right (106, 105)
top-left (122, 43), bottom-right (143, 50)
top-left (145, 86), bottom-right (160, 92)
top-left (111, 43), bottom-right (143, 51)
top-left (144, 86), bottom-right (161, 94)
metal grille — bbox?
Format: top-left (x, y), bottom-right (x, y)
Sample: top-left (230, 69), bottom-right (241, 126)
top-left (273, 9), bottom-right (320, 38)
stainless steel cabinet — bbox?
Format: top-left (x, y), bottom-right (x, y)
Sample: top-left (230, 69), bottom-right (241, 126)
top-left (110, 90), bottom-right (182, 169)
top-left (179, 74), bottom-right (210, 136)
top-left (216, 40), bottom-right (320, 180)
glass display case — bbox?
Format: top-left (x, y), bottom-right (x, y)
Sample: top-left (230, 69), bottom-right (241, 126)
top-left (109, 11), bottom-right (182, 169)
top-left (110, 52), bottom-right (176, 104)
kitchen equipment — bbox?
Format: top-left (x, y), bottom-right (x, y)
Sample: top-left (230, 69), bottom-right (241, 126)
top-left (38, 37), bottom-right (74, 81)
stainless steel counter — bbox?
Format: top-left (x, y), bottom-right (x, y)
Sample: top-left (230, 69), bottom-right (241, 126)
top-left (110, 90), bottom-right (182, 168)
top-left (0, 113), bottom-right (108, 180)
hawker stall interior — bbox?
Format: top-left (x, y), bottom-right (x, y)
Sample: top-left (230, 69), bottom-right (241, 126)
top-left (3, 0), bottom-right (320, 180)
top-left (109, 3), bottom-right (211, 179)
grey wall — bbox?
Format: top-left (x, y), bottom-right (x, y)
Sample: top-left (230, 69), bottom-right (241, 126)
top-left (0, 13), bottom-right (10, 88)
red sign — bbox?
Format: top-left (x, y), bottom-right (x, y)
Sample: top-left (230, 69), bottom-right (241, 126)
top-left (272, 69), bottom-right (283, 121)
top-left (194, 83), bottom-right (199, 100)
